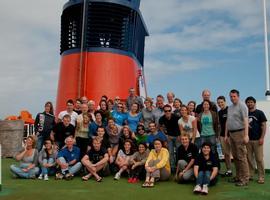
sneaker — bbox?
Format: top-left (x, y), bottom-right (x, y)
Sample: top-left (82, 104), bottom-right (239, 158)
top-left (222, 171), bottom-right (233, 177)
top-left (128, 178), bottom-right (133, 183)
top-left (201, 185), bottom-right (208, 195)
top-left (235, 182), bottom-right (248, 187)
top-left (114, 172), bottom-right (121, 180)
top-left (44, 174), bottom-right (49, 181)
top-left (193, 185), bottom-right (202, 194)
top-left (55, 173), bottom-right (64, 180)
top-left (64, 173), bottom-right (73, 180)
top-left (38, 174), bottom-right (43, 180)
top-left (132, 177), bottom-right (139, 183)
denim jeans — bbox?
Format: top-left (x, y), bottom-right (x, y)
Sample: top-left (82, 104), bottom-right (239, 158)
top-left (37, 135), bottom-right (45, 152)
top-left (41, 158), bottom-right (56, 175)
top-left (167, 136), bottom-right (181, 170)
top-left (10, 163), bottom-right (39, 179)
top-left (196, 171), bottom-right (211, 186)
top-left (58, 157), bottom-right (82, 175)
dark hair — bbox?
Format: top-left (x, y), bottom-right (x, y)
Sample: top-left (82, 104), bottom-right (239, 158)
top-left (201, 142), bottom-right (212, 149)
top-left (153, 138), bottom-right (164, 146)
top-left (156, 94), bottom-right (164, 100)
top-left (66, 99), bottom-right (74, 105)
top-left (63, 114), bottom-right (71, 120)
top-left (217, 96), bottom-right (226, 101)
top-left (245, 96), bottom-right (256, 104)
top-left (187, 101), bottom-right (196, 109)
top-left (230, 89), bottom-right (240, 96)
top-left (101, 95), bottom-right (108, 101)
top-left (44, 101), bottom-right (54, 115)
top-left (174, 98), bottom-right (182, 105)
top-left (94, 110), bottom-right (103, 117)
top-left (99, 100), bottom-right (108, 110)
top-left (138, 142), bottom-right (147, 149)
top-left (202, 100), bottom-right (212, 111)
top-left (163, 104), bottom-right (172, 111)
top-left (44, 139), bottom-right (53, 159)
top-left (136, 124), bottom-right (145, 132)
top-left (76, 98), bottom-right (82, 103)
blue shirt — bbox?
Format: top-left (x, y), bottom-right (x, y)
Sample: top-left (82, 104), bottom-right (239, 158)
top-left (112, 111), bottom-right (127, 126)
top-left (89, 121), bottom-right (103, 138)
top-left (57, 146), bottom-right (80, 163)
top-left (147, 131), bottom-right (167, 148)
top-left (127, 112), bottom-right (142, 132)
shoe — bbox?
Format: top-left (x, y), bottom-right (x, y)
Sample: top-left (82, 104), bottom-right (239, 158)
top-left (96, 176), bottom-right (103, 182)
top-left (222, 171), bottom-right (233, 177)
top-left (38, 174), bottom-right (43, 180)
top-left (201, 185), bottom-right (208, 195)
top-left (257, 178), bottom-right (265, 184)
top-left (235, 182), bottom-right (248, 187)
top-left (114, 172), bottom-right (121, 180)
top-left (55, 173), bottom-right (64, 180)
top-left (128, 178), bottom-right (133, 183)
top-left (132, 177), bottom-right (138, 183)
top-left (64, 173), bottom-right (73, 180)
top-left (44, 174), bottom-right (49, 181)
top-left (193, 185), bottom-right (202, 194)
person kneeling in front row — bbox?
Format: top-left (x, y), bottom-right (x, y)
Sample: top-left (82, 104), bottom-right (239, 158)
top-left (55, 136), bottom-right (82, 180)
top-left (193, 142), bottom-right (218, 195)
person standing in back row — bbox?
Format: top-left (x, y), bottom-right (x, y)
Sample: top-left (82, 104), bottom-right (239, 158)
top-left (195, 89), bottom-right (218, 115)
top-left (245, 96), bottom-right (267, 184)
top-left (225, 89), bottom-right (249, 187)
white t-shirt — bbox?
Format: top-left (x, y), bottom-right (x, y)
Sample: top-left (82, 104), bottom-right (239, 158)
top-left (178, 115), bottom-right (200, 138)
top-left (58, 110), bottom-right (78, 126)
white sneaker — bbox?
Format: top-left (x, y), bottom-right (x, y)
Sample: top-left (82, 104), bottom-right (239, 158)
top-left (193, 185), bottom-right (202, 193)
top-left (44, 174), bottom-right (49, 181)
top-left (201, 185), bottom-right (208, 195)
top-left (114, 172), bottom-right (121, 180)
top-left (38, 174), bottom-right (43, 180)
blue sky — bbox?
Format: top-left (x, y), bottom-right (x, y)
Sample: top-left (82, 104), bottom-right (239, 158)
top-left (0, 0), bottom-right (269, 118)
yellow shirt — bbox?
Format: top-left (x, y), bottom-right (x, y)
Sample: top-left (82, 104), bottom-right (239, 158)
top-left (145, 148), bottom-right (170, 173)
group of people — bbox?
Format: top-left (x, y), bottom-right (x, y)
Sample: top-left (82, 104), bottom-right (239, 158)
top-left (10, 88), bottom-right (267, 195)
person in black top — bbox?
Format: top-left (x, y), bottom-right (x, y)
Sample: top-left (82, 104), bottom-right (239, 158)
top-left (195, 89), bottom-right (218, 115)
top-left (81, 138), bottom-right (109, 182)
top-left (50, 114), bottom-right (75, 149)
top-left (217, 96), bottom-right (232, 177)
top-left (35, 101), bottom-right (56, 151)
top-left (175, 133), bottom-right (198, 183)
top-left (159, 104), bottom-right (181, 172)
top-left (245, 96), bottom-right (267, 184)
top-left (193, 142), bottom-right (219, 195)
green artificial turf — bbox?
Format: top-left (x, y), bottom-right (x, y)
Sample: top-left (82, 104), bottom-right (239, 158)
top-left (1, 159), bottom-right (270, 200)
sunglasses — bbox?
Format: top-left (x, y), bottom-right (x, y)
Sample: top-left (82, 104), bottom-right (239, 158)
top-left (164, 110), bottom-right (171, 112)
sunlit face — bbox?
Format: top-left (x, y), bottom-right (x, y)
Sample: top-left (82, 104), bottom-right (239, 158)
top-left (202, 101), bottom-right (210, 111)
top-left (246, 100), bottom-right (255, 110)
top-left (97, 127), bottom-right (105, 137)
top-left (75, 101), bottom-right (81, 109)
top-left (164, 107), bottom-right (172, 117)
top-left (181, 136), bottom-right (190, 147)
top-left (202, 91), bottom-right (211, 101)
top-left (144, 100), bottom-right (151, 108)
top-left (124, 142), bottom-right (131, 151)
top-left (138, 144), bottom-right (146, 154)
top-left (202, 145), bottom-right (211, 156)
top-left (108, 101), bottom-right (113, 110)
top-left (131, 103), bottom-right (138, 113)
top-left (66, 137), bottom-right (74, 148)
top-left (217, 99), bottom-right (226, 110)
top-left (44, 140), bottom-right (52, 150)
top-left (66, 103), bottom-right (74, 112)
top-left (26, 137), bottom-right (34, 147)
top-left (108, 119), bottom-right (115, 128)
top-left (137, 127), bottom-right (145, 135)
top-left (180, 106), bottom-right (188, 117)
top-left (123, 127), bottom-right (130, 138)
top-left (93, 140), bottom-right (101, 151)
top-left (149, 123), bottom-right (156, 133)
top-left (230, 92), bottom-right (239, 104)
top-left (45, 104), bottom-right (52, 113)
top-left (83, 115), bottom-right (90, 124)
top-left (188, 102), bottom-right (195, 112)
top-left (117, 103), bottom-right (123, 112)
top-left (81, 97), bottom-right (88, 104)
top-left (167, 93), bottom-right (174, 103)
top-left (154, 140), bottom-right (162, 151)
top-left (63, 117), bottom-right (71, 126)
top-left (100, 101), bottom-right (107, 110)
top-left (88, 102), bottom-right (95, 111)
top-left (95, 113), bottom-right (102, 122)
top-left (174, 100), bottom-right (181, 109)
top-left (81, 104), bottom-right (89, 114)
top-left (156, 97), bottom-right (164, 108)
